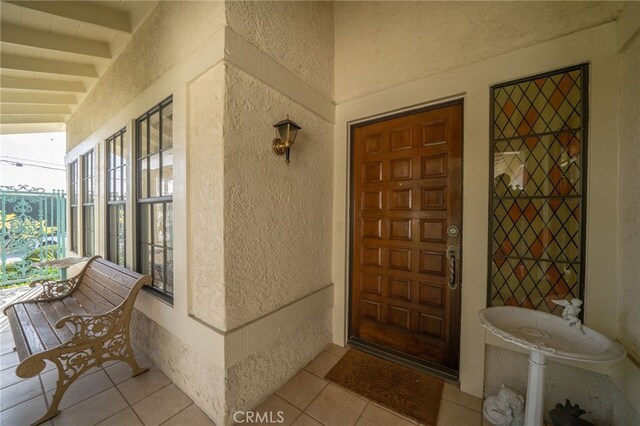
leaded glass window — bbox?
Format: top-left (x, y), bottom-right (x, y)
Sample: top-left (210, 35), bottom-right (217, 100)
top-left (107, 128), bottom-right (127, 266)
top-left (136, 97), bottom-right (173, 301)
top-left (81, 150), bottom-right (95, 256)
top-left (488, 65), bottom-right (588, 315)
top-left (69, 160), bottom-right (79, 252)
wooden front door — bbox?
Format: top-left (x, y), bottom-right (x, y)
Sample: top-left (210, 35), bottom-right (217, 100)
top-left (351, 102), bottom-right (463, 371)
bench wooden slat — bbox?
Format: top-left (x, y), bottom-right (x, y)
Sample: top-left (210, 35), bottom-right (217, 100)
top-left (88, 260), bottom-right (141, 290)
top-left (60, 295), bottom-right (91, 316)
top-left (6, 307), bottom-right (30, 361)
top-left (70, 289), bottom-right (103, 315)
top-left (37, 302), bottom-right (73, 342)
top-left (84, 268), bottom-right (130, 299)
top-left (82, 275), bottom-right (125, 307)
top-left (23, 303), bottom-right (62, 350)
top-left (13, 304), bottom-right (46, 355)
top-left (75, 285), bottom-right (115, 313)
top-left (50, 300), bottom-right (78, 334)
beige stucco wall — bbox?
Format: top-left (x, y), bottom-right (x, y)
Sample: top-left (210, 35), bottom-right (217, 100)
top-left (225, 309), bottom-right (332, 419)
top-left (66, 1), bottom-right (225, 150)
top-left (617, 13), bottom-right (640, 359)
top-left (225, 0), bottom-right (334, 101)
top-left (222, 64), bottom-right (334, 329)
top-left (188, 64), bottom-right (227, 330)
top-left (334, 1), bottom-right (623, 103)
top-left (131, 310), bottom-right (226, 422)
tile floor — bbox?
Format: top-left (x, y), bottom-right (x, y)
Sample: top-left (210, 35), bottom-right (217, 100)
top-left (0, 329), bottom-right (213, 426)
top-left (1, 328), bottom-right (485, 426)
top-left (253, 344), bottom-right (484, 426)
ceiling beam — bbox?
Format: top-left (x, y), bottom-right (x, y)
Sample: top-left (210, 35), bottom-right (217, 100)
top-left (0, 114), bottom-right (68, 124)
top-left (1, 54), bottom-right (98, 78)
top-left (0, 92), bottom-right (77, 104)
top-left (1, 104), bottom-right (71, 115)
top-left (0, 76), bottom-right (86, 93)
top-left (1, 23), bottom-right (111, 59)
top-left (4, 1), bottom-right (131, 34)
top-left (0, 122), bottom-right (65, 134)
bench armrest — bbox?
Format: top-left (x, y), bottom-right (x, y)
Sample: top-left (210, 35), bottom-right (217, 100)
top-left (29, 276), bottom-right (81, 302)
top-left (56, 308), bottom-right (123, 345)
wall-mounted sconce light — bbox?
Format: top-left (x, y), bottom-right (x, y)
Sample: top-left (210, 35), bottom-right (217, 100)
top-left (272, 116), bottom-right (301, 164)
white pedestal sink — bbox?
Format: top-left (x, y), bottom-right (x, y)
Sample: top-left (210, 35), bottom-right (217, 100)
top-left (478, 306), bottom-right (626, 426)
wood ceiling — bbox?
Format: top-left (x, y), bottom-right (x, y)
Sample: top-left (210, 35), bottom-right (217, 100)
top-left (0, 1), bottom-right (157, 134)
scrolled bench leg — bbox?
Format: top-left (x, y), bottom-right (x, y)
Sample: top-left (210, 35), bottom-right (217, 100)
top-left (122, 340), bottom-right (148, 377)
top-left (30, 368), bottom-right (75, 426)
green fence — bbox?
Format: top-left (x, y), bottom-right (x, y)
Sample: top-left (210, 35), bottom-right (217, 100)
top-left (1, 185), bottom-right (66, 286)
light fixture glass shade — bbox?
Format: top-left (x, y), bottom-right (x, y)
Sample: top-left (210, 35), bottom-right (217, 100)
top-left (274, 118), bottom-right (301, 143)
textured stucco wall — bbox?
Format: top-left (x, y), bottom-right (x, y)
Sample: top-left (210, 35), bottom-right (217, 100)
top-left (225, 309), bottom-right (332, 422)
top-left (188, 64), bottom-right (227, 330)
top-left (131, 310), bottom-right (227, 425)
top-left (222, 65), bottom-right (333, 329)
top-left (66, 1), bottom-right (225, 150)
top-left (225, 0), bottom-right (334, 100)
top-left (334, 1), bottom-right (623, 102)
top-left (484, 346), bottom-right (639, 425)
top-left (617, 32), bottom-right (640, 356)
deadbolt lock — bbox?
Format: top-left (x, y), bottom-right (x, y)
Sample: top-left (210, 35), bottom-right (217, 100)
top-left (447, 225), bottom-right (459, 238)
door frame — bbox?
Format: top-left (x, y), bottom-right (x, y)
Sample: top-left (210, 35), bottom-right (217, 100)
top-left (346, 98), bottom-right (464, 381)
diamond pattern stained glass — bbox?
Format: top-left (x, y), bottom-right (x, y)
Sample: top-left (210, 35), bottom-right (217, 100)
top-left (489, 65), bottom-right (587, 315)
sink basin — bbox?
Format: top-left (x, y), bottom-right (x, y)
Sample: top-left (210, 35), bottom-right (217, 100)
top-left (478, 306), bottom-right (626, 426)
top-left (478, 306), bottom-right (626, 362)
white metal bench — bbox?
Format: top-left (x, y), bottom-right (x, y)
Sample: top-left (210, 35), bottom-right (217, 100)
top-left (3, 256), bottom-right (152, 425)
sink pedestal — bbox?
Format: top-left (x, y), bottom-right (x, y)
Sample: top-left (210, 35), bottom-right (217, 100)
top-left (525, 351), bottom-right (546, 426)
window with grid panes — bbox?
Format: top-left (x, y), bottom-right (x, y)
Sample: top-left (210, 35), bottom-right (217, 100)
top-left (69, 160), bottom-right (79, 252)
top-left (136, 97), bottom-right (173, 300)
top-left (107, 128), bottom-right (127, 266)
top-left (81, 150), bottom-right (95, 256)
top-left (488, 64), bottom-right (588, 315)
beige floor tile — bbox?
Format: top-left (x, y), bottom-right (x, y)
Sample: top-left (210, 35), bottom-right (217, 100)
top-left (45, 369), bottom-right (113, 410)
top-left (103, 351), bottom-right (152, 368)
top-left (292, 413), bottom-right (323, 426)
top-left (53, 388), bottom-right (128, 426)
top-left (305, 384), bottom-right (367, 426)
top-left (97, 407), bottom-right (143, 426)
top-left (252, 394), bottom-right (301, 426)
top-left (118, 367), bottom-right (171, 404)
top-left (276, 370), bottom-right (328, 410)
top-left (40, 368), bottom-right (59, 392)
top-left (0, 351), bottom-right (19, 371)
top-left (325, 344), bottom-right (349, 357)
top-left (40, 365), bottom-right (101, 392)
top-left (1, 363), bottom-right (26, 388)
top-left (0, 331), bottom-right (14, 354)
top-left (162, 404), bottom-right (215, 426)
top-left (0, 376), bottom-right (43, 410)
top-left (304, 351), bottom-right (341, 378)
top-left (133, 384), bottom-right (192, 426)
top-left (105, 361), bottom-right (141, 385)
top-left (442, 383), bottom-right (482, 412)
top-left (367, 402), bottom-right (418, 425)
top-left (437, 399), bottom-right (482, 426)
top-left (356, 403), bottom-right (416, 426)
top-left (0, 395), bottom-right (47, 425)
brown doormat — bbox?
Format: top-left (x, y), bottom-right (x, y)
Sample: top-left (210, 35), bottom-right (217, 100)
top-left (325, 349), bottom-right (444, 425)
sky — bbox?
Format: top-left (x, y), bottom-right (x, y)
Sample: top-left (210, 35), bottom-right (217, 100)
top-left (0, 132), bottom-right (67, 193)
